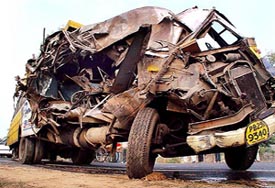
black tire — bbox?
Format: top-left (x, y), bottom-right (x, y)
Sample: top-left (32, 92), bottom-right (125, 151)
top-left (71, 149), bottom-right (95, 165)
top-left (19, 137), bottom-right (35, 164)
top-left (33, 139), bottom-right (44, 163)
top-left (126, 107), bottom-right (159, 179)
top-left (49, 153), bottom-right (57, 162)
top-left (225, 144), bottom-right (258, 170)
top-left (11, 147), bottom-right (19, 160)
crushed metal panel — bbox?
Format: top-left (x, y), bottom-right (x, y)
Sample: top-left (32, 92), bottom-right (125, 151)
top-left (30, 72), bottom-right (58, 98)
top-left (170, 62), bottom-right (204, 93)
top-left (69, 6), bottom-right (175, 53)
top-left (110, 27), bottom-right (150, 94)
top-left (176, 7), bottom-right (212, 32)
top-left (147, 18), bottom-right (184, 50)
top-left (187, 134), bottom-right (216, 153)
top-left (188, 104), bottom-right (254, 134)
top-left (215, 127), bottom-right (246, 148)
top-left (102, 88), bottom-right (151, 125)
top-left (63, 107), bottom-right (86, 120)
top-left (46, 101), bottom-right (72, 114)
top-left (84, 110), bottom-right (114, 123)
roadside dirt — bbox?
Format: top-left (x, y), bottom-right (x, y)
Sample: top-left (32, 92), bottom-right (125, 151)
top-left (0, 162), bottom-right (257, 188)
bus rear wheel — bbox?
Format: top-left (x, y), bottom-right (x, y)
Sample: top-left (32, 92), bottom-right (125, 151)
top-left (19, 137), bottom-right (35, 164)
top-left (225, 144), bottom-right (258, 170)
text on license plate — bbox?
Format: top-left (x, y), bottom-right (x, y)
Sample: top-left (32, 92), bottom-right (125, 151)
top-left (245, 120), bottom-right (269, 146)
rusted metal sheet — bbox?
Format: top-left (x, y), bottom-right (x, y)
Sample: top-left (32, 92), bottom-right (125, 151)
top-left (110, 27), bottom-right (150, 94)
top-left (188, 104), bottom-right (254, 134)
top-left (102, 88), bottom-right (150, 126)
top-left (176, 6), bottom-right (213, 32)
top-left (68, 7), bottom-right (176, 53)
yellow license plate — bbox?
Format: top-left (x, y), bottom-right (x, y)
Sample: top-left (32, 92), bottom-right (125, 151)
top-left (245, 120), bottom-right (269, 146)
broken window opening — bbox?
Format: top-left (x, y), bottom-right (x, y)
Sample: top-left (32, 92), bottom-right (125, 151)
top-left (197, 20), bottom-right (241, 51)
top-left (78, 53), bottom-right (117, 82)
top-left (211, 21), bottom-right (239, 45)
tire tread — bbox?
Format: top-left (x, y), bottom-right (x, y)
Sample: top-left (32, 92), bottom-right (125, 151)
top-left (127, 107), bottom-right (158, 178)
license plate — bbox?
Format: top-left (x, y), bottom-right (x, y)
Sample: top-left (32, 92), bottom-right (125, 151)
top-left (245, 120), bottom-right (269, 146)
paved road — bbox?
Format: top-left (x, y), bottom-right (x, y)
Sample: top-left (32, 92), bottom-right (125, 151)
top-left (90, 160), bottom-right (275, 183)
top-left (1, 157), bottom-right (275, 185)
top-left (155, 162), bottom-right (275, 182)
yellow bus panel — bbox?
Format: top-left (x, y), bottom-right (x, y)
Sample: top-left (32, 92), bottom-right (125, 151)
top-left (7, 110), bottom-right (22, 146)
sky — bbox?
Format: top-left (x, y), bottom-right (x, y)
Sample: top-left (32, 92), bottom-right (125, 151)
top-left (0, 0), bottom-right (275, 138)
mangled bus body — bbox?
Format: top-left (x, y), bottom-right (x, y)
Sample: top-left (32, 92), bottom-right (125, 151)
top-left (7, 6), bottom-right (275, 178)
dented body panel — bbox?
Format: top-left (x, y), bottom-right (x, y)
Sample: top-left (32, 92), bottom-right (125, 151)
top-left (7, 6), bottom-right (275, 173)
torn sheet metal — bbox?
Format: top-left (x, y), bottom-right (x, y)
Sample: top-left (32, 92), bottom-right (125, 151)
top-left (188, 104), bottom-right (254, 135)
top-left (84, 110), bottom-right (114, 123)
top-left (102, 88), bottom-right (150, 126)
top-left (69, 6), bottom-right (176, 53)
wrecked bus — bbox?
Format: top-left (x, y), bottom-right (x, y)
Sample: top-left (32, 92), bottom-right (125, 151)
top-left (7, 6), bottom-right (275, 178)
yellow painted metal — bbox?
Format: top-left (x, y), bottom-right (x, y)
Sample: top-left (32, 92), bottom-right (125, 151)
top-left (64, 20), bottom-right (83, 31)
top-left (249, 46), bottom-right (261, 59)
top-left (7, 110), bottom-right (22, 146)
top-left (147, 64), bottom-right (160, 72)
top-left (246, 38), bottom-right (261, 59)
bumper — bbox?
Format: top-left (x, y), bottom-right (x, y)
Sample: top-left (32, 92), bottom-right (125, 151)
top-left (187, 113), bottom-right (275, 153)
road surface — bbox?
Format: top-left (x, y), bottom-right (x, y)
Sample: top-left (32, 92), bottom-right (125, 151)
top-left (0, 157), bottom-right (275, 188)
top-left (91, 161), bottom-right (275, 182)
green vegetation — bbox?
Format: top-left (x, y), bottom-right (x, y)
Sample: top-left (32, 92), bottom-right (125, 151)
top-left (259, 134), bottom-right (275, 161)
top-left (266, 51), bottom-right (275, 65)
top-left (261, 134), bottom-right (275, 146)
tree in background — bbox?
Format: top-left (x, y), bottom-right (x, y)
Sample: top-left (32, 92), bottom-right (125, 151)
top-left (265, 51), bottom-right (275, 65)
top-left (0, 137), bottom-right (7, 144)
top-left (262, 51), bottom-right (275, 77)
top-left (259, 130), bottom-right (275, 161)
top-left (265, 51), bottom-right (275, 144)
top-left (259, 51), bottom-right (275, 160)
